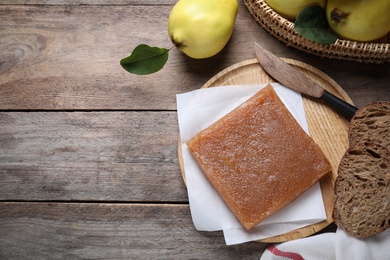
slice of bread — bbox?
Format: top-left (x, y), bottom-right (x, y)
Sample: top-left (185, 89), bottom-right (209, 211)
top-left (333, 143), bottom-right (390, 237)
top-left (349, 101), bottom-right (390, 148)
top-left (333, 101), bottom-right (390, 237)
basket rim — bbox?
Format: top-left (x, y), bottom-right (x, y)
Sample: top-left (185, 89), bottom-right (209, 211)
top-left (243, 0), bottom-right (390, 63)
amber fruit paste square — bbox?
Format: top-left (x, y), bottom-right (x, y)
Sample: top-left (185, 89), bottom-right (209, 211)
top-left (186, 84), bottom-right (332, 230)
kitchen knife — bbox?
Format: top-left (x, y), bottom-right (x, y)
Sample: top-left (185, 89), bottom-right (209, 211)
top-left (254, 42), bottom-right (358, 120)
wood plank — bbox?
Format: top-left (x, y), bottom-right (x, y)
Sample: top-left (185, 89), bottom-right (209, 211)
top-left (0, 0), bottom-right (198, 5)
top-left (0, 3), bottom-right (266, 110)
top-left (299, 60), bottom-right (390, 109)
top-left (0, 202), bottom-right (266, 259)
top-left (0, 4), bottom-right (174, 110)
top-left (0, 112), bottom-right (188, 201)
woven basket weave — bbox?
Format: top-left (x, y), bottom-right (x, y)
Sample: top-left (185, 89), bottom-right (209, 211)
top-left (244, 0), bottom-right (390, 64)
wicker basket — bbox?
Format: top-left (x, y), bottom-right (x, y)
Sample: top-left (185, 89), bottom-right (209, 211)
top-left (244, 0), bottom-right (390, 63)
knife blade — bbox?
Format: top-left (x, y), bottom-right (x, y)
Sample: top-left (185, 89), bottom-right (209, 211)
top-left (254, 42), bottom-right (358, 120)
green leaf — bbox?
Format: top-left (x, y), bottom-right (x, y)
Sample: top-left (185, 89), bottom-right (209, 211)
top-left (294, 5), bottom-right (338, 45)
top-left (120, 44), bottom-right (169, 75)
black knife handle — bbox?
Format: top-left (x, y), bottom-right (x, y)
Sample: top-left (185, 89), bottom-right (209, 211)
top-left (320, 90), bottom-right (358, 121)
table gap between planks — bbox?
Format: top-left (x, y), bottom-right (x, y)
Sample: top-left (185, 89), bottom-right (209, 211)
top-left (1, 0), bottom-right (389, 259)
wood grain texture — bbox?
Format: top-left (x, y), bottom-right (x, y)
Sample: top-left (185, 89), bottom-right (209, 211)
top-left (0, 3), bottom-right (263, 110)
top-left (0, 111), bottom-right (188, 201)
top-left (0, 202), bottom-right (265, 259)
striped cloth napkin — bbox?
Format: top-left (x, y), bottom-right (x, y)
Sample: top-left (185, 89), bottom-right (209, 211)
top-left (260, 228), bottom-right (390, 260)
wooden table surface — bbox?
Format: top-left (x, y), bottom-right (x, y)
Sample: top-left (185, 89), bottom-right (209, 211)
top-left (1, 1), bottom-right (389, 259)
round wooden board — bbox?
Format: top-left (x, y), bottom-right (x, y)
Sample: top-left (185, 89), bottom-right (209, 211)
top-left (178, 58), bottom-right (353, 243)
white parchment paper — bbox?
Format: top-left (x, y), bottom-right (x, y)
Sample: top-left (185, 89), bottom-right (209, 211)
top-left (176, 83), bottom-right (326, 245)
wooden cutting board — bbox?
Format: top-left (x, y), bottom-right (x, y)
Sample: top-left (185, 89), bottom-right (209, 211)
top-left (178, 58), bottom-right (353, 243)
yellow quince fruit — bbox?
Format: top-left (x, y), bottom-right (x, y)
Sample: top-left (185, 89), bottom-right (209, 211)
top-left (265, 0), bottom-right (326, 19)
top-left (168, 0), bottom-right (239, 59)
top-left (327, 0), bottom-right (390, 41)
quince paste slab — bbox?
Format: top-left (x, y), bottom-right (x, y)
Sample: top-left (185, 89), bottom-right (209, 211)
top-left (187, 84), bottom-right (332, 230)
